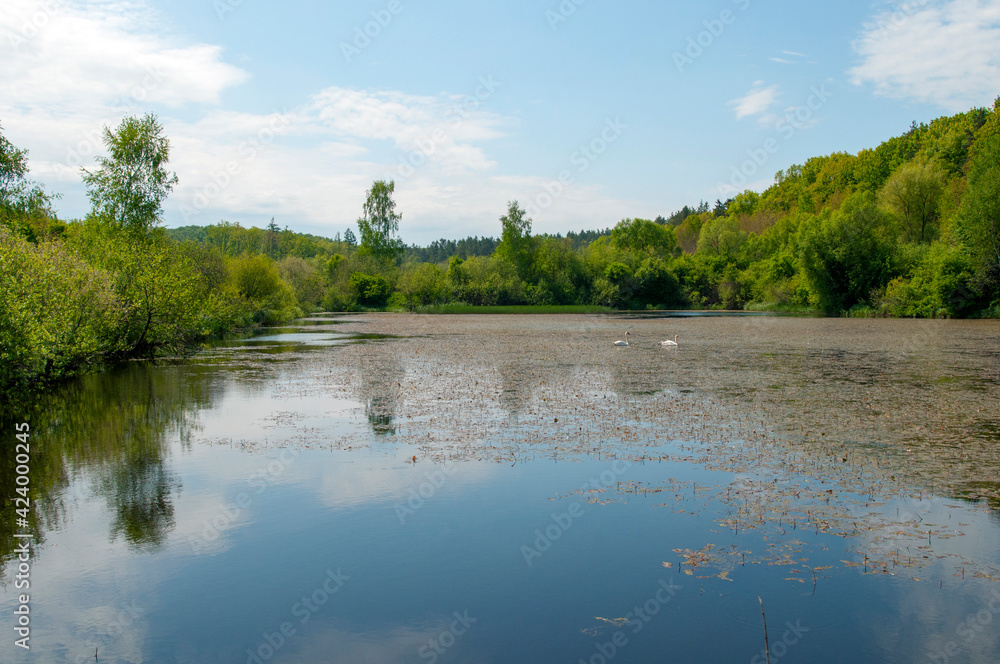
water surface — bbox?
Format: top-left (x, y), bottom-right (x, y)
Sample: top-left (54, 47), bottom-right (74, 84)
top-left (2, 313), bottom-right (999, 663)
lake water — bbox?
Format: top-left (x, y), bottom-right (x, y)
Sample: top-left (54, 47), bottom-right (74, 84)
top-left (2, 313), bottom-right (1000, 663)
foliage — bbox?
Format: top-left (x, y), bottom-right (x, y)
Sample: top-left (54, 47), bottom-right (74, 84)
top-left (955, 132), bottom-right (1000, 296)
top-left (0, 123), bottom-right (60, 242)
top-left (7, 100), bottom-right (1000, 402)
top-left (349, 272), bottom-right (393, 308)
top-left (0, 228), bottom-right (119, 398)
top-left (610, 218), bottom-right (678, 257)
top-left (878, 159), bottom-right (947, 243)
top-left (357, 180), bottom-right (403, 264)
top-left (496, 200), bottom-right (533, 279)
top-left (697, 217), bottom-right (746, 260)
top-left (228, 253), bottom-right (301, 325)
top-left (877, 242), bottom-right (977, 317)
top-left (397, 263), bottom-right (450, 310)
top-left (798, 193), bottom-right (898, 313)
top-left (277, 257), bottom-right (324, 311)
top-left (81, 114), bottom-right (178, 236)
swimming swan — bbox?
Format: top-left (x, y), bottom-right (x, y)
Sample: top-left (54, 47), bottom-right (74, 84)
top-left (614, 332), bottom-right (630, 346)
top-left (661, 335), bottom-right (678, 346)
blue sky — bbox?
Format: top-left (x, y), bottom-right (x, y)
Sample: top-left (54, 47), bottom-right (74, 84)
top-left (2, 0), bottom-right (999, 244)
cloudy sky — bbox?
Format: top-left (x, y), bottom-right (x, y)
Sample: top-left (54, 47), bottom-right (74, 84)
top-left (1, 0), bottom-right (998, 244)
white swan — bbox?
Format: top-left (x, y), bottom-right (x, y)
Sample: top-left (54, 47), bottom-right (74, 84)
top-left (661, 335), bottom-right (678, 346)
top-left (614, 331), bottom-right (630, 346)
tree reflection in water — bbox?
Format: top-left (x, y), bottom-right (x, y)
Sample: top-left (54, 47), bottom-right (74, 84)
top-left (0, 360), bottom-right (222, 573)
top-left (356, 343), bottom-right (405, 436)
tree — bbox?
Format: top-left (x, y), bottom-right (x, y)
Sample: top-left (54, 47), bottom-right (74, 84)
top-left (675, 213), bottom-right (706, 254)
top-left (0, 125), bottom-right (30, 206)
top-left (496, 200), bottom-right (533, 278)
top-left (799, 192), bottom-right (897, 313)
top-left (357, 180), bottom-right (403, 263)
top-left (956, 132), bottom-right (1000, 291)
top-left (0, 124), bottom-right (57, 240)
top-left (343, 228), bottom-right (356, 246)
top-left (265, 217), bottom-right (280, 258)
top-left (696, 217), bottom-right (746, 260)
top-left (81, 114), bottom-right (178, 235)
top-left (609, 218), bottom-right (678, 257)
top-left (878, 160), bottom-right (947, 243)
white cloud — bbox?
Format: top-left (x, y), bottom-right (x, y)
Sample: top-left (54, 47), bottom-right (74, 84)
top-left (0, 0), bottom-right (636, 242)
top-left (0, 0), bottom-right (248, 180)
top-left (727, 82), bottom-right (781, 121)
top-left (0, 0), bottom-right (247, 110)
top-left (849, 0), bottom-right (1000, 111)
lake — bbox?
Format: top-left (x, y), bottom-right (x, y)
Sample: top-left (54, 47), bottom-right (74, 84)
top-left (2, 313), bottom-right (999, 663)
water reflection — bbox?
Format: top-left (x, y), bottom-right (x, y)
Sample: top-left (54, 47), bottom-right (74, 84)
top-left (98, 451), bottom-right (180, 549)
top-left (355, 343), bottom-right (405, 436)
top-left (0, 362), bottom-right (223, 574)
top-left (1, 314), bottom-right (999, 664)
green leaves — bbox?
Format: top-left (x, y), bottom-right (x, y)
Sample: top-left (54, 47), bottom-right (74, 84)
top-left (496, 200), bottom-right (533, 279)
top-left (878, 160), bottom-right (947, 244)
top-left (357, 180), bottom-right (403, 264)
top-left (81, 114), bottom-right (178, 236)
top-left (798, 193), bottom-right (898, 314)
top-left (609, 218), bottom-right (678, 257)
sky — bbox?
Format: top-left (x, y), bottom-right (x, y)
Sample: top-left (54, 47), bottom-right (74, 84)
top-left (1, 0), bottom-right (999, 245)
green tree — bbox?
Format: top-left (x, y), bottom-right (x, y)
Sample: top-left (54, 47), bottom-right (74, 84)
top-left (349, 273), bottom-right (393, 308)
top-left (229, 253), bottom-right (300, 324)
top-left (609, 218), bottom-right (678, 257)
top-left (799, 193), bottom-right (897, 313)
top-left (675, 213), bottom-right (707, 254)
top-left (357, 180), bottom-right (403, 264)
top-left (0, 124), bottom-right (58, 241)
top-left (398, 262), bottom-right (449, 309)
top-left (81, 114), bottom-right (178, 235)
top-left (696, 217), bottom-right (746, 260)
top-left (878, 160), bottom-right (947, 243)
top-left (0, 228), bottom-right (120, 397)
top-left (0, 125), bottom-right (30, 206)
top-left (956, 132), bottom-right (1000, 292)
top-left (496, 200), bottom-right (533, 279)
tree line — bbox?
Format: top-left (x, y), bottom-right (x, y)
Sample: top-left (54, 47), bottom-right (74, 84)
top-left (3, 101), bottom-right (1000, 401)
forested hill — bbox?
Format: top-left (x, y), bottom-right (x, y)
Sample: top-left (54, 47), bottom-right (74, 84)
top-left (3, 102), bottom-right (999, 400)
